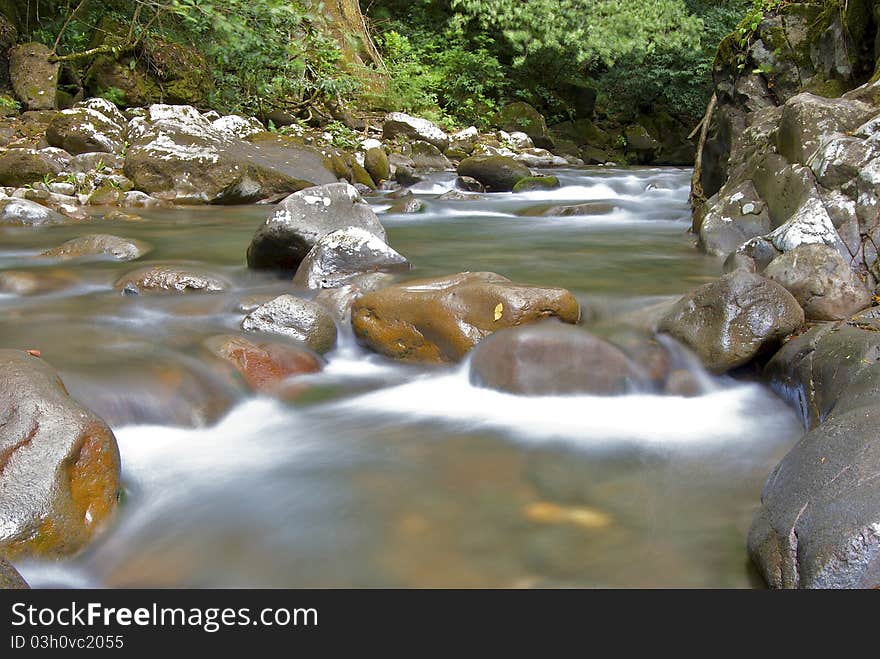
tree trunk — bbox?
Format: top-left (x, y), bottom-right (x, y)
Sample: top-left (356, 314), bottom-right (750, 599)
top-left (320, 0), bottom-right (384, 70)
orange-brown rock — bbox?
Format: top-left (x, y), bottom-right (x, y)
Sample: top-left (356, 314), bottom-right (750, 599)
top-left (351, 272), bottom-right (580, 363)
top-left (0, 350), bottom-right (120, 559)
top-left (205, 335), bottom-right (324, 395)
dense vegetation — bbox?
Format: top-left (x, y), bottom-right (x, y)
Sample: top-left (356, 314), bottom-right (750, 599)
top-left (9, 0), bottom-right (754, 126)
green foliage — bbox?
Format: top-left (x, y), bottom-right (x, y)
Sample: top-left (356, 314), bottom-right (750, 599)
top-left (98, 86), bottom-right (127, 106)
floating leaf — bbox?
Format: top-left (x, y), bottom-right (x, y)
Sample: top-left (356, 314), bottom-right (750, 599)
top-left (493, 303), bottom-right (503, 321)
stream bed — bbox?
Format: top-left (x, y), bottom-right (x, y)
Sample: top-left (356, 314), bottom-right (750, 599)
top-left (1, 167), bottom-right (804, 587)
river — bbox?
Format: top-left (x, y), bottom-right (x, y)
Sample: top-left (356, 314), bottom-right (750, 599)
top-left (1, 167), bottom-right (804, 587)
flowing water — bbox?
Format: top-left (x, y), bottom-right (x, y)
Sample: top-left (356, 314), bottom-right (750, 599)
top-left (1, 167), bottom-right (803, 588)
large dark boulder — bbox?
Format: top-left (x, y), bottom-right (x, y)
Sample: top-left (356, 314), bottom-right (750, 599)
top-left (124, 104), bottom-right (336, 203)
top-left (749, 403), bottom-right (880, 588)
top-left (247, 182), bottom-right (387, 273)
top-left (494, 102), bottom-right (551, 149)
top-left (469, 322), bottom-right (650, 396)
top-left (0, 148), bottom-right (68, 188)
top-left (457, 156), bottom-right (531, 193)
top-left (351, 272), bottom-right (581, 363)
top-left (9, 42), bottom-right (58, 110)
top-left (0, 350), bottom-right (120, 558)
top-left (46, 106), bottom-right (126, 155)
top-left (659, 270), bottom-right (804, 373)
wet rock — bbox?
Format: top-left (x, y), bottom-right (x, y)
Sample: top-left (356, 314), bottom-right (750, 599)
top-left (0, 148), bottom-right (66, 187)
top-left (241, 294), bottom-right (337, 354)
top-left (0, 197), bottom-right (69, 226)
top-left (0, 350), bottom-right (120, 558)
top-left (393, 164), bottom-right (422, 187)
top-left (351, 271), bottom-right (580, 363)
top-left (456, 176), bottom-right (485, 192)
top-left (749, 403), bottom-right (880, 589)
top-left (46, 107), bottom-right (125, 155)
top-left (809, 133), bottom-right (880, 191)
top-left (625, 125), bottom-right (660, 162)
top-left (68, 151), bottom-right (123, 174)
top-left (9, 43), bottom-right (59, 110)
top-left (0, 269), bottom-right (79, 295)
top-left (383, 112), bottom-right (449, 151)
top-left (364, 147), bottom-right (390, 183)
top-left (529, 202), bottom-right (616, 218)
top-left (766, 196), bottom-right (848, 256)
top-left (204, 334), bottom-right (323, 395)
top-left (386, 193), bottom-right (424, 214)
top-left (114, 265), bottom-right (228, 295)
top-left (438, 190), bottom-right (481, 202)
top-left (457, 156), bottom-right (531, 193)
top-left (513, 149), bottom-right (568, 168)
top-left (247, 182), bottom-right (386, 272)
top-left (658, 270), bottom-right (804, 373)
top-left (507, 131), bottom-right (534, 150)
top-left (410, 141), bottom-right (452, 170)
top-left (469, 322), bottom-right (649, 396)
top-left (41, 234), bottom-right (152, 262)
top-left (211, 114), bottom-right (263, 139)
top-left (292, 227), bottom-right (410, 290)
top-left (124, 104), bottom-right (336, 203)
top-left (763, 244), bottom-right (872, 321)
top-left (512, 176), bottom-right (560, 193)
top-left (0, 557), bottom-right (28, 589)
top-left (314, 273), bottom-right (395, 322)
top-left (120, 191), bottom-right (171, 209)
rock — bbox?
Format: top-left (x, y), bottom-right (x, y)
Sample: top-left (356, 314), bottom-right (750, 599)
top-left (204, 334), bottom-right (323, 395)
top-left (469, 322), bottom-right (649, 396)
top-left (0, 14), bottom-right (17, 91)
top-left (809, 133), bottom-right (880, 191)
top-left (9, 42), bottom-right (59, 110)
top-left (386, 194), bottom-right (424, 214)
top-left (46, 107), bottom-right (125, 155)
top-left (494, 102), bottom-right (551, 149)
top-left (313, 273), bottom-right (395, 322)
top-left (506, 131), bottom-right (534, 150)
top-left (767, 195), bottom-right (848, 256)
top-left (410, 141), bottom-right (452, 170)
top-left (241, 294), bottom-right (337, 354)
top-left (292, 227), bottom-right (410, 290)
top-left (0, 269), bottom-right (79, 295)
top-left (364, 147), bottom-right (390, 183)
top-left (115, 265), bottom-right (228, 295)
top-left (437, 190), bottom-right (481, 202)
top-left (393, 164), bottom-right (422, 187)
top-left (120, 191), bottom-right (171, 209)
top-left (658, 270), bottom-right (804, 373)
top-left (383, 113), bottom-right (449, 151)
top-left (695, 181), bottom-right (771, 257)
top-left (513, 149), bottom-right (568, 168)
top-left (0, 350), bottom-right (120, 558)
top-left (77, 97), bottom-right (127, 127)
top-left (0, 148), bottom-right (66, 187)
top-left (763, 244), bottom-right (872, 320)
top-left (457, 156), bottom-right (531, 193)
top-left (0, 557), bottom-right (28, 589)
top-left (124, 104), bottom-right (336, 203)
top-left (526, 202), bottom-right (616, 218)
top-left (625, 125), bottom-right (661, 162)
top-left (351, 271), bottom-right (580, 363)
top-left (40, 234), bottom-right (152, 262)
top-left (211, 114), bottom-right (264, 139)
top-left (68, 151), bottom-right (123, 174)
top-left (0, 197), bottom-right (69, 226)
top-left (579, 146), bottom-right (612, 165)
top-left (247, 182), bottom-right (386, 272)
top-left (775, 93), bottom-right (874, 166)
top-left (749, 403), bottom-right (880, 588)
top-left (512, 176), bottom-right (560, 193)
top-left (456, 176), bottom-right (485, 193)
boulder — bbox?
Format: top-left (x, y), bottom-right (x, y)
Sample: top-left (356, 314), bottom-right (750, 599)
top-left (0, 269), bottom-right (79, 295)
top-left (46, 107), bottom-right (126, 155)
top-left (410, 141), bottom-right (452, 170)
top-left (247, 182), bottom-right (386, 272)
top-left (512, 176), bottom-right (560, 193)
top-left (351, 271), bottom-right (580, 363)
top-left (0, 148), bottom-right (67, 187)
top-left (624, 125), bottom-right (660, 162)
top-left (41, 234), bottom-right (152, 262)
top-left (314, 273), bottom-right (395, 322)
top-left (124, 104), bottom-right (336, 203)
top-left (9, 43), bottom-right (59, 110)
top-left (292, 227), bottom-right (410, 290)
top-left (241, 294), bottom-right (338, 354)
top-left (114, 265), bottom-right (228, 295)
top-left (364, 147), bottom-right (390, 183)
top-left (204, 334), bottom-right (323, 395)
top-left (457, 156), bottom-right (531, 193)
top-left (494, 102), bottom-right (551, 149)
top-left (469, 322), bottom-right (649, 396)
top-left (763, 244), bottom-right (872, 320)
top-left (695, 181), bottom-right (771, 257)
top-left (0, 350), bottom-right (120, 558)
top-left (383, 113), bottom-right (449, 151)
top-left (749, 403), bottom-right (880, 588)
top-left (68, 151), bottom-right (124, 174)
top-left (0, 197), bottom-right (69, 226)
top-left (658, 270), bottom-right (804, 373)
top-left (0, 557), bottom-right (28, 589)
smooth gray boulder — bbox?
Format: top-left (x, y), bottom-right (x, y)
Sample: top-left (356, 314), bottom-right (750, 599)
top-left (241, 294), bottom-right (337, 354)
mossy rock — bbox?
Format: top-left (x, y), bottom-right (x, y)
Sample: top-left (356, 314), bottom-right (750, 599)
top-left (364, 147), bottom-right (390, 183)
top-left (493, 102), bottom-right (551, 148)
top-left (512, 176), bottom-right (560, 193)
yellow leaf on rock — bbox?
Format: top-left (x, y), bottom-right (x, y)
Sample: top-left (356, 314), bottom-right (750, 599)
top-left (523, 502), bottom-right (612, 529)
top-left (493, 303), bottom-right (503, 321)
